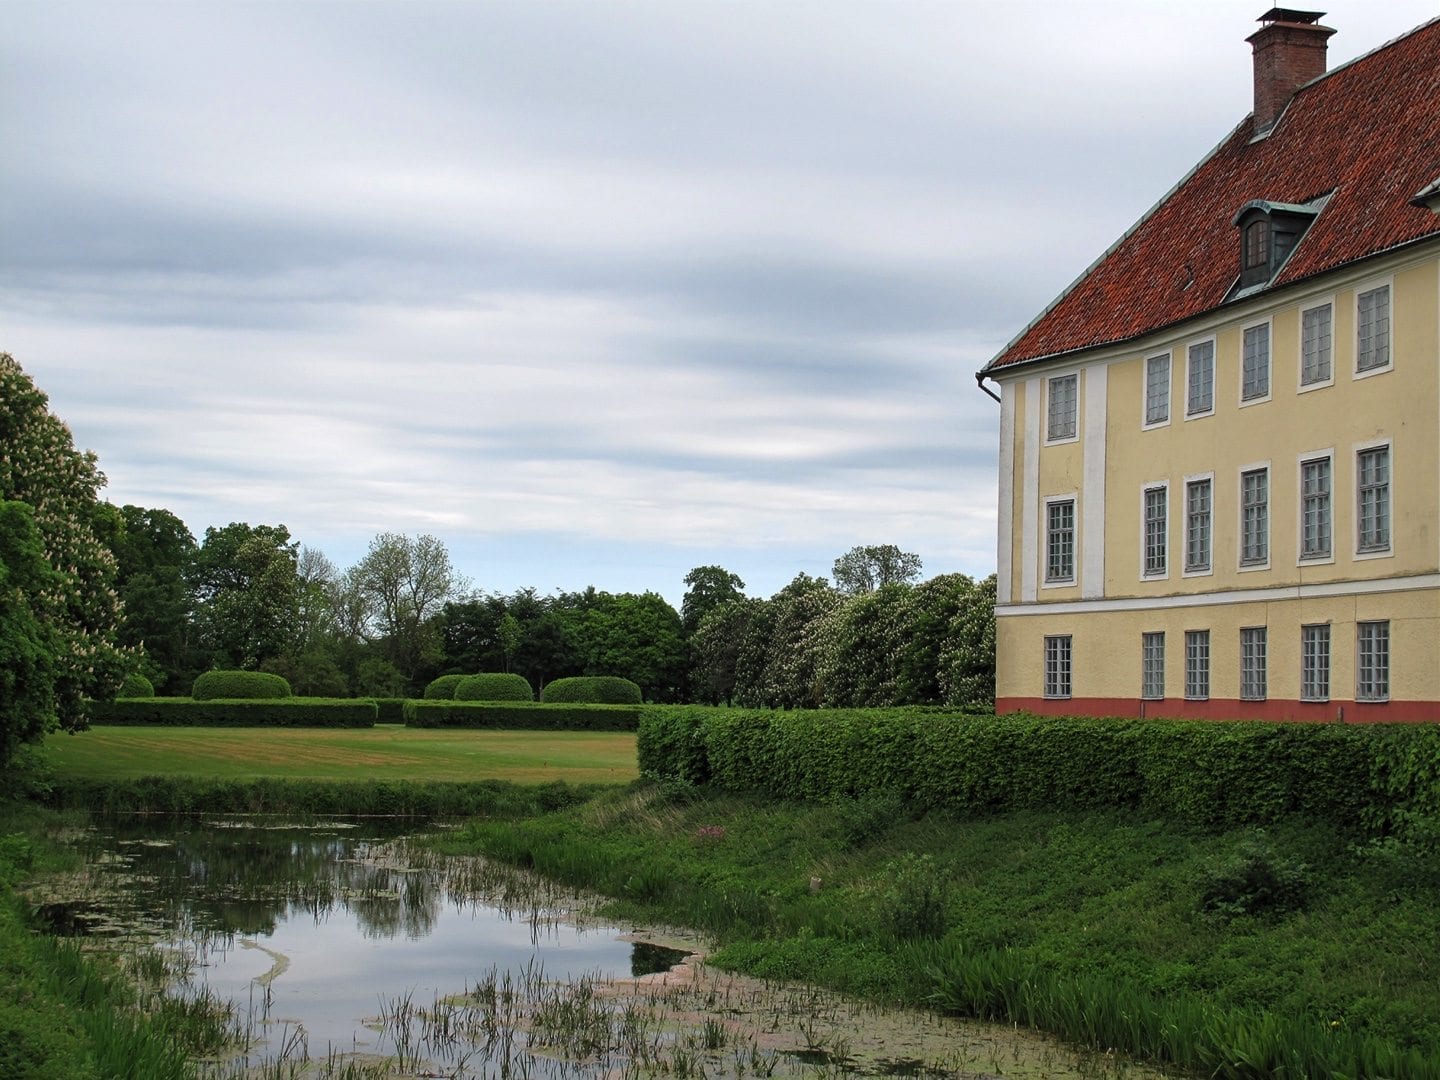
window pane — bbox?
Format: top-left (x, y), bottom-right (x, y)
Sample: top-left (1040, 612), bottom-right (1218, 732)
top-left (1185, 479), bottom-right (1211, 572)
top-left (1241, 468), bottom-right (1269, 565)
top-left (1242, 324), bottom-right (1270, 400)
top-left (1187, 341), bottom-right (1214, 415)
top-left (1044, 636), bottom-right (1072, 699)
top-left (1048, 375), bottom-right (1078, 440)
top-left (1241, 628), bottom-right (1267, 700)
top-left (1357, 286), bottom-right (1391, 372)
top-left (1185, 630), bottom-right (1210, 700)
top-left (1357, 622), bottom-right (1389, 702)
top-left (1046, 500), bottom-right (1076, 582)
top-left (1357, 447), bottom-right (1390, 552)
top-left (1302, 304), bottom-right (1332, 385)
top-left (1301, 458), bottom-right (1331, 559)
top-left (1142, 632), bottom-right (1165, 699)
top-left (1145, 355), bottom-right (1170, 424)
top-left (1143, 487), bottom-right (1167, 575)
top-left (1301, 624), bottom-right (1330, 701)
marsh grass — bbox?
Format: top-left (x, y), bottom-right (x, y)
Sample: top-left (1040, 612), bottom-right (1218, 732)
top-left (441, 783), bottom-right (1440, 1078)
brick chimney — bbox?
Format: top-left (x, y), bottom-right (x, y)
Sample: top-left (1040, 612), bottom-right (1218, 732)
top-left (1247, 8), bottom-right (1336, 135)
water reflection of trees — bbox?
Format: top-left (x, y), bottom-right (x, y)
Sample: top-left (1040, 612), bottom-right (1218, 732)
top-left (98, 822), bottom-right (440, 942)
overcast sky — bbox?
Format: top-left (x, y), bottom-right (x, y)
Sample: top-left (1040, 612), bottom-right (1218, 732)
top-left (4, 1), bottom-right (1435, 607)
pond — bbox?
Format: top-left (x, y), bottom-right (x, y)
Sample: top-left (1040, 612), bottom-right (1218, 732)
top-left (25, 817), bottom-right (1173, 1079)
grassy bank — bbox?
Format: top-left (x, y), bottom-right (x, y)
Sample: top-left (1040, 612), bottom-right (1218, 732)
top-left (438, 783), bottom-right (1440, 1079)
top-left (0, 800), bottom-right (224, 1079)
top-left (44, 725), bottom-right (639, 784)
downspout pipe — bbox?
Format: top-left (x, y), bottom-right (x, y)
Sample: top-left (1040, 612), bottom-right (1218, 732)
top-left (975, 371), bottom-right (1001, 404)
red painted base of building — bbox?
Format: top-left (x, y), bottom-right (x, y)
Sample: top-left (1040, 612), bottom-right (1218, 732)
top-left (997, 696), bottom-right (1440, 724)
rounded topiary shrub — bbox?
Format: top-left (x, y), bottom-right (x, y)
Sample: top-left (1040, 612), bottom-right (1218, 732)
top-left (118, 672), bottom-right (155, 699)
top-left (453, 673), bottom-right (534, 702)
top-left (541, 676), bottom-right (643, 705)
top-left (423, 674), bottom-right (468, 700)
top-left (192, 670), bottom-right (292, 701)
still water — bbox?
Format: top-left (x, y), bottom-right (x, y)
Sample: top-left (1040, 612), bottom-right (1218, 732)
top-left (28, 817), bottom-right (1174, 1079)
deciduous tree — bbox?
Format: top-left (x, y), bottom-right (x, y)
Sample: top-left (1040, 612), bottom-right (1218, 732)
top-left (0, 354), bottom-right (128, 738)
top-left (831, 544), bottom-right (923, 594)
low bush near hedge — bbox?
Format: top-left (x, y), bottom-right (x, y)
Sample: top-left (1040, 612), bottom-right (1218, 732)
top-left (87, 698), bottom-right (376, 727)
top-left (423, 675), bottom-right (467, 700)
top-left (637, 707), bottom-right (1440, 835)
top-left (117, 672), bottom-right (155, 698)
top-left (192, 670), bottom-right (291, 700)
top-left (454, 673), bottom-right (534, 702)
top-left (405, 701), bottom-right (640, 730)
top-left (541, 676), bottom-right (642, 705)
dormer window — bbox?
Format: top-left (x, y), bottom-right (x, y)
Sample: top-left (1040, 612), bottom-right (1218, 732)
top-left (1230, 194), bottom-right (1328, 294)
top-left (1243, 220), bottom-right (1269, 270)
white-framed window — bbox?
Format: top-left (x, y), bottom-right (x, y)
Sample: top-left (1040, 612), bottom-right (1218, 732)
top-left (1186, 339), bottom-right (1215, 417)
top-left (1045, 497), bottom-right (1076, 584)
top-left (1356, 284), bottom-right (1391, 375)
top-left (1044, 635), bottom-right (1072, 699)
top-left (1240, 627), bottom-right (1267, 701)
top-left (1142, 632), bottom-right (1165, 700)
top-left (1046, 373), bottom-right (1079, 442)
top-left (1142, 483), bottom-right (1168, 578)
top-left (1239, 466), bottom-right (1269, 568)
top-left (1300, 301), bottom-right (1333, 388)
top-left (1299, 453), bottom-right (1333, 561)
top-left (1184, 476), bottom-right (1213, 574)
top-left (1241, 322), bottom-right (1271, 403)
top-left (1144, 353), bottom-right (1171, 427)
top-left (1356, 443), bottom-right (1391, 555)
top-left (1356, 621), bottom-right (1389, 703)
top-left (1301, 624), bottom-right (1330, 702)
top-left (1184, 630), bottom-right (1210, 701)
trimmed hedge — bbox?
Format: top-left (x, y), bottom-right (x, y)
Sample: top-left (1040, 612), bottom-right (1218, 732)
top-left (87, 698), bottom-right (376, 727)
top-left (372, 698), bottom-right (408, 724)
top-left (637, 707), bottom-right (1440, 835)
top-left (423, 675), bottom-right (467, 700)
top-left (454, 673), bottom-right (534, 702)
top-left (405, 701), bottom-right (640, 731)
top-left (192, 670), bottom-right (291, 701)
top-left (541, 676), bottom-right (642, 705)
top-left (117, 673), bottom-right (155, 698)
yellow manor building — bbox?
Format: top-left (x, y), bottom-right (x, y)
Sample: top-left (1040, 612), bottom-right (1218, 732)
top-left (978, 9), bottom-right (1440, 722)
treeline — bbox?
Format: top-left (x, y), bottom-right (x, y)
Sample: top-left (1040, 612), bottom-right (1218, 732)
top-left (110, 511), bottom-right (995, 707)
top-left (0, 351), bottom-right (995, 768)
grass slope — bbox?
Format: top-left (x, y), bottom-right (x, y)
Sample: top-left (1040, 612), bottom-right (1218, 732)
top-left (440, 783), bottom-right (1440, 1078)
top-left (44, 725), bottom-right (639, 784)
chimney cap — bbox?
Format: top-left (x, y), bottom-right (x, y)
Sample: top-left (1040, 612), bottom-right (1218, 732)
top-left (1257, 8), bottom-right (1327, 26)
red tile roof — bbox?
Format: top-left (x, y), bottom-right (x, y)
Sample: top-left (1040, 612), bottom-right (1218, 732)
top-left (983, 17), bottom-right (1440, 375)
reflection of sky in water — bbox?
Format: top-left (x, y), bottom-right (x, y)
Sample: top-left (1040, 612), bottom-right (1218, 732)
top-left (81, 820), bottom-right (644, 1064)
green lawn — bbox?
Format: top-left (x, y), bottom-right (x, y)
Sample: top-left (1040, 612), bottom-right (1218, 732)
top-left (44, 725), bottom-right (638, 785)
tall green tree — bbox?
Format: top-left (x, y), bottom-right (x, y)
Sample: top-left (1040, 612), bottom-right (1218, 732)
top-left (750, 573), bottom-right (839, 708)
top-left (351, 532), bottom-right (462, 685)
top-left (831, 544), bottom-right (923, 594)
top-left (0, 501), bottom-right (60, 764)
top-left (0, 353), bottom-right (128, 736)
top-left (111, 504), bottom-right (199, 692)
top-left (680, 565), bottom-right (747, 637)
top-left (568, 590), bottom-right (686, 702)
top-left (191, 522), bottom-right (301, 670)
top-left (690, 597), bottom-right (763, 705)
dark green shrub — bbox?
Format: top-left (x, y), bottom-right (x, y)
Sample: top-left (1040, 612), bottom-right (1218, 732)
top-left (542, 676), bottom-right (642, 705)
top-left (877, 852), bottom-right (948, 939)
top-left (423, 674), bottom-right (467, 700)
top-left (1198, 829), bottom-right (1312, 920)
top-left (454, 673), bottom-right (534, 702)
top-left (404, 701), bottom-right (639, 730)
top-left (371, 698), bottom-right (407, 723)
top-left (86, 698), bottom-right (375, 727)
top-left (637, 707), bottom-right (713, 784)
top-left (117, 672), bottom-right (155, 698)
top-left (191, 670), bottom-right (291, 701)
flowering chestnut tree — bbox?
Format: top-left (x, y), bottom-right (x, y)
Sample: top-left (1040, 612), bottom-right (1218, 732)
top-left (0, 353), bottom-right (127, 750)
